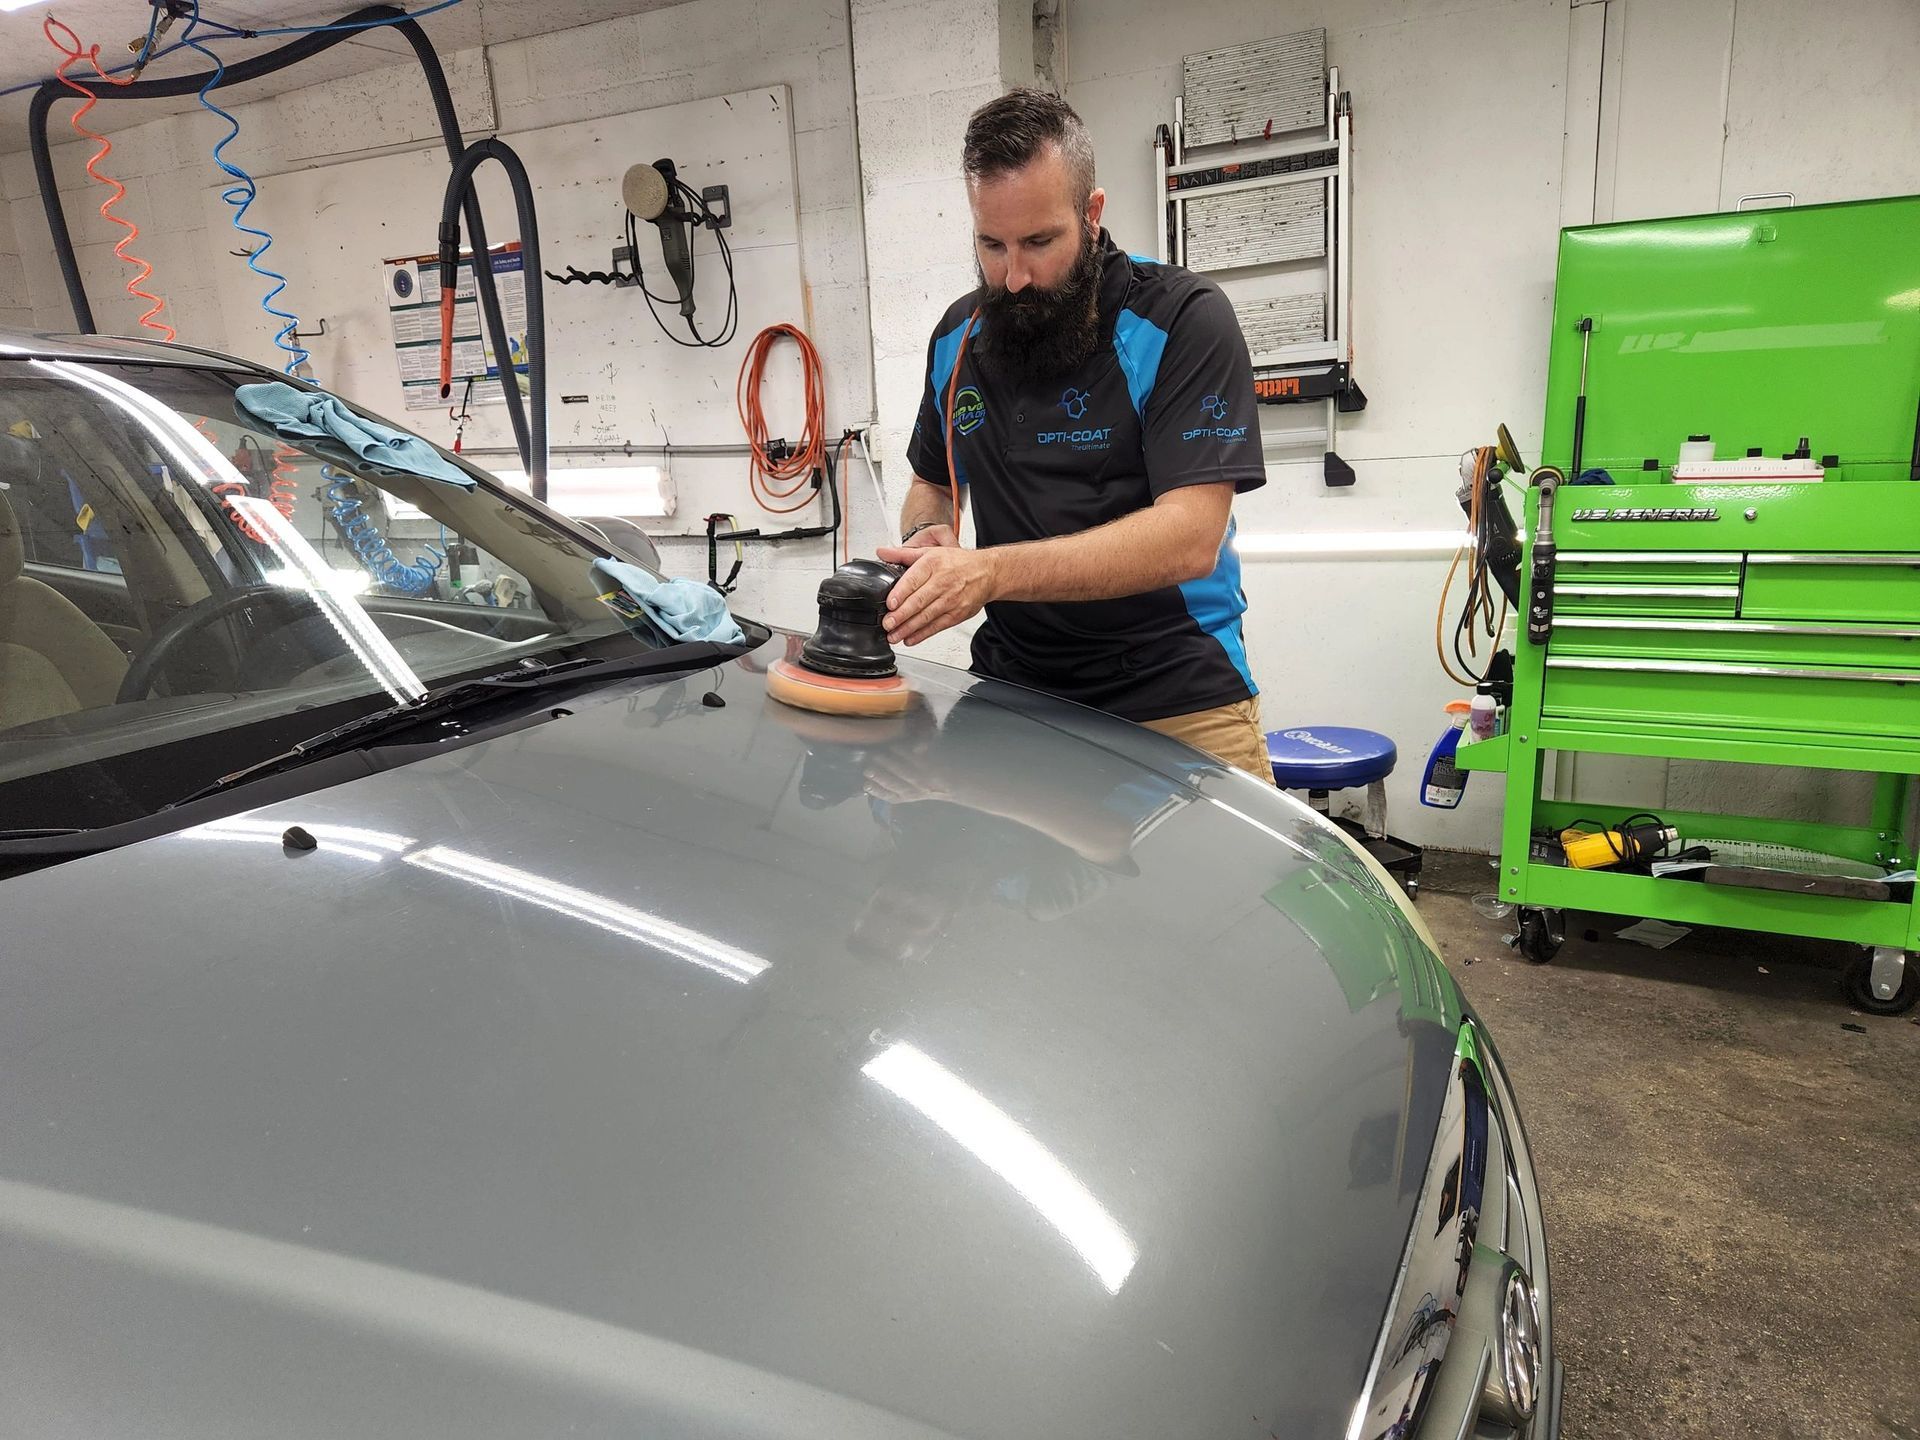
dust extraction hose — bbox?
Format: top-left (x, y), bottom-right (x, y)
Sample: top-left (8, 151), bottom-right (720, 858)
top-left (437, 137), bottom-right (547, 502)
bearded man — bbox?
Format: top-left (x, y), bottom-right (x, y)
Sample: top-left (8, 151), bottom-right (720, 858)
top-left (876, 88), bottom-right (1274, 783)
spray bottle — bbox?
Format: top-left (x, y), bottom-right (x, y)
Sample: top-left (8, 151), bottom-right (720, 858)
top-left (1420, 700), bottom-right (1474, 809)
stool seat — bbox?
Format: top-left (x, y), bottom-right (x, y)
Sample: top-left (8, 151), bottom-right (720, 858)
top-left (1265, 726), bottom-right (1398, 791)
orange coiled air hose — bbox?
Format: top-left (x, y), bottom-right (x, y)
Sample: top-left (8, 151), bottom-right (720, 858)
top-left (268, 443), bottom-right (300, 524)
top-left (43, 17), bottom-right (174, 342)
top-left (737, 323), bottom-right (827, 515)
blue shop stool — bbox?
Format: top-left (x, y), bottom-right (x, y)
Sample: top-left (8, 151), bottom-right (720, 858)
top-left (1265, 726), bottom-right (1423, 895)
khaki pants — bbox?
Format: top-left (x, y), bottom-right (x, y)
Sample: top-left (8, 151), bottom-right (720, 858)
top-left (1141, 697), bottom-right (1276, 785)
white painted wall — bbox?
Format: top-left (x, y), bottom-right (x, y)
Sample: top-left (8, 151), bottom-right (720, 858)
top-left (1, 0), bottom-right (873, 632)
top-left (1061, 0), bottom-right (1920, 849)
top-left (1065, 0), bottom-right (1572, 848)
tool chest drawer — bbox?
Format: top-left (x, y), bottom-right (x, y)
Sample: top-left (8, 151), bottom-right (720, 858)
top-left (1740, 555), bottom-right (1920, 625)
top-left (1549, 617), bottom-right (1920, 672)
top-left (1552, 553), bottom-right (1743, 618)
top-left (1542, 655), bottom-right (1920, 740)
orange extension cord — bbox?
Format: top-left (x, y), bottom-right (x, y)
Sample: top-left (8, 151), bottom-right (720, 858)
top-left (737, 323), bottom-right (827, 515)
top-left (938, 308), bottom-right (981, 540)
top-left (43, 17), bottom-right (174, 342)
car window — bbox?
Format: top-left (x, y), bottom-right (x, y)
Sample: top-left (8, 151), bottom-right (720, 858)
top-left (0, 424), bottom-right (120, 573)
top-left (0, 355), bottom-right (694, 833)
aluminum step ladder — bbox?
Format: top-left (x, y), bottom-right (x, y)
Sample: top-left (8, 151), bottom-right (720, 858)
top-left (1153, 31), bottom-right (1365, 486)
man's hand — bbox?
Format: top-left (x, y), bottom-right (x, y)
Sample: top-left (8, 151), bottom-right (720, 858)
top-left (873, 544), bottom-right (999, 646)
top-left (891, 523), bottom-right (958, 551)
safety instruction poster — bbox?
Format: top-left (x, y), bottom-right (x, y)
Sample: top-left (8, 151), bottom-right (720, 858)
top-left (382, 243), bottom-right (529, 411)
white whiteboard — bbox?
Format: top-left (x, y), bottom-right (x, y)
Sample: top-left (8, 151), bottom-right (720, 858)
top-left (204, 86), bottom-right (809, 471)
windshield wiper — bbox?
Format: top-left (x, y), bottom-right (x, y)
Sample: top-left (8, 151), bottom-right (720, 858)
top-left (167, 641), bottom-right (740, 810)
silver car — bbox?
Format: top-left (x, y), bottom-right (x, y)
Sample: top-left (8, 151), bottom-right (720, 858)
top-left (0, 334), bottom-right (1559, 1438)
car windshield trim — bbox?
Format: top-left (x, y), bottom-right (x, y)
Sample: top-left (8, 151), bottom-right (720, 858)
top-left (0, 640), bottom-right (748, 874)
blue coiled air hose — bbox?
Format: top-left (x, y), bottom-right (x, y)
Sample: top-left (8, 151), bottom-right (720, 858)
top-left (323, 465), bottom-right (444, 595)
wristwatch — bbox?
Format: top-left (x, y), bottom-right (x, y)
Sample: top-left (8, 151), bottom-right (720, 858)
top-left (899, 520), bottom-right (945, 545)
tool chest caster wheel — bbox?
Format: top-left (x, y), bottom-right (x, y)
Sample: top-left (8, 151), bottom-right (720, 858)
top-left (1843, 947), bottom-right (1918, 1015)
top-left (1515, 907), bottom-right (1565, 965)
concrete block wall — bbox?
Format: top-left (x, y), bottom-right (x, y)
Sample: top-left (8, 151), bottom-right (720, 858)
top-left (1, 0), bottom-right (872, 635)
top-left (848, 0), bottom-right (1032, 667)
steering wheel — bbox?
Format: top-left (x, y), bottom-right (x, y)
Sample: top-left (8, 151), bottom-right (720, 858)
top-left (118, 584), bottom-right (328, 703)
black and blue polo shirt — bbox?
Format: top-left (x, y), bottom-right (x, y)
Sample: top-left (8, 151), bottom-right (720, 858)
top-left (906, 229), bottom-right (1265, 724)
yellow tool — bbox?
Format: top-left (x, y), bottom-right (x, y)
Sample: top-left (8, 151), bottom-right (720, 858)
top-left (1561, 821), bottom-right (1679, 870)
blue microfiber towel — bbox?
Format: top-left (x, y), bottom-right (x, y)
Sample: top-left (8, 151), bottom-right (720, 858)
top-left (235, 381), bottom-right (475, 490)
top-left (591, 557), bottom-right (745, 646)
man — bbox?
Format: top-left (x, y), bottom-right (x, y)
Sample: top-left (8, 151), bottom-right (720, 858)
top-left (875, 89), bottom-right (1274, 784)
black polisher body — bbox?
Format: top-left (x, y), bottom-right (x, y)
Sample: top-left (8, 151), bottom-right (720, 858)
top-left (799, 559), bottom-right (905, 679)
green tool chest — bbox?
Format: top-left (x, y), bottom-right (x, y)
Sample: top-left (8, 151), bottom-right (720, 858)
top-left (1454, 193), bottom-right (1920, 1007)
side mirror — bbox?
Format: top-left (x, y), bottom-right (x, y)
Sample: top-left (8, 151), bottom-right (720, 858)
top-left (577, 515), bottom-right (661, 572)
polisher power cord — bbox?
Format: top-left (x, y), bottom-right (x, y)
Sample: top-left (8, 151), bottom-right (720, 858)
top-left (737, 323), bottom-right (827, 515)
top-left (939, 307), bottom-right (981, 540)
top-left (42, 16), bottom-right (173, 341)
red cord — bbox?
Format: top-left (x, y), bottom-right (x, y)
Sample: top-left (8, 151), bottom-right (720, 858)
top-left (940, 308), bottom-right (981, 540)
top-left (194, 417), bottom-right (266, 543)
top-left (268, 443), bottom-right (300, 524)
top-left (43, 18), bottom-right (174, 342)
top-left (737, 324), bottom-right (827, 515)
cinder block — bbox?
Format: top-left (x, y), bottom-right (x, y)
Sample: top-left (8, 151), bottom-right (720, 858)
top-left (851, 0), bottom-right (1000, 102)
top-left (769, 0), bottom-right (852, 58)
top-left (519, 17), bottom-right (648, 101)
top-left (857, 176), bottom-right (973, 279)
top-left (792, 46), bottom-right (857, 133)
top-left (0, 253), bottom-right (29, 311)
top-left (642, 0), bottom-right (771, 85)
top-left (805, 280), bottom-right (876, 424)
top-left (928, 79), bottom-right (1003, 149)
top-left (800, 205), bottom-right (869, 288)
top-left (796, 124), bottom-right (860, 212)
top-left (857, 93), bottom-right (951, 191)
top-left (1, 152), bottom-right (37, 204)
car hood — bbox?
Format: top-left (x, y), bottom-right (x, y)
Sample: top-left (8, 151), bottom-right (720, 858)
top-left (0, 637), bottom-right (1462, 1440)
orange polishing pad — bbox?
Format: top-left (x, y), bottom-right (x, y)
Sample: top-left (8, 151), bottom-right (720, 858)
top-left (766, 657), bottom-right (912, 718)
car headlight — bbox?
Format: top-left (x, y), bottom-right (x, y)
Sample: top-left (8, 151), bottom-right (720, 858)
top-left (1344, 1021), bottom-right (1489, 1440)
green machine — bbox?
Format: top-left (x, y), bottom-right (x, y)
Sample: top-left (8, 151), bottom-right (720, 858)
top-left (1455, 194), bottom-right (1920, 1013)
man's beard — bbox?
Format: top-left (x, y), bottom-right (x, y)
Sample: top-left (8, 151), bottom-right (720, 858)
top-left (976, 226), bottom-right (1103, 388)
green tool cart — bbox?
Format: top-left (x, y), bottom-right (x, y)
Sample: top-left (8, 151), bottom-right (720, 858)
top-left (1456, 193), bottom-right (1920, 1013)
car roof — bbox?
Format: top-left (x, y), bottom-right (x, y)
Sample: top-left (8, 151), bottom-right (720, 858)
top-left (0, 331), bottom-right (267, 371)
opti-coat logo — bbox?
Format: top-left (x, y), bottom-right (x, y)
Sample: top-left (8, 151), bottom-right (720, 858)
top-left (952, 386), bottom-right (986, 436)
top-left (1038, 385), bottom-right (1112, 450)
top-left (1184, 394), bottom-right (1248, 443)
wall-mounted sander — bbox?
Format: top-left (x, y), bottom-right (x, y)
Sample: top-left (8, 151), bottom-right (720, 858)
top-left (767, 559), bottom-right (914, 717)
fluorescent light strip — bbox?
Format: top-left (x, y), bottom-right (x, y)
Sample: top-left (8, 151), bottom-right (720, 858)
top-left (403, 845), bottom-right (767, 984)
top-left (863, 1042), bottom-right (1137, 1293)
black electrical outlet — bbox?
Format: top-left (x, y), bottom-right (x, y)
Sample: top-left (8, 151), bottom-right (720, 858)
top-left (702, 185), bottom-right (732, 229)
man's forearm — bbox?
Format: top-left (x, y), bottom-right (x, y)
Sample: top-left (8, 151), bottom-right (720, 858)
top-left (898, 478), bottom-right (957, 540)
top-left (988, 489), bottom-right (1227, 603)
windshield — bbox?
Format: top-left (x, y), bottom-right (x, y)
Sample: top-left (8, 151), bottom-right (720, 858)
top-left (0, 353), bottom-right (691, 833)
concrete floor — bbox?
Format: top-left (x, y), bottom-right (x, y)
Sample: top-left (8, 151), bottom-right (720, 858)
top-left (1414, 854), bottom-right (1920, 1440)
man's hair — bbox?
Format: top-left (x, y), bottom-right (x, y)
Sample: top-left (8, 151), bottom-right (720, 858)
top-left (963, 88), bottom-right (1096, 207)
